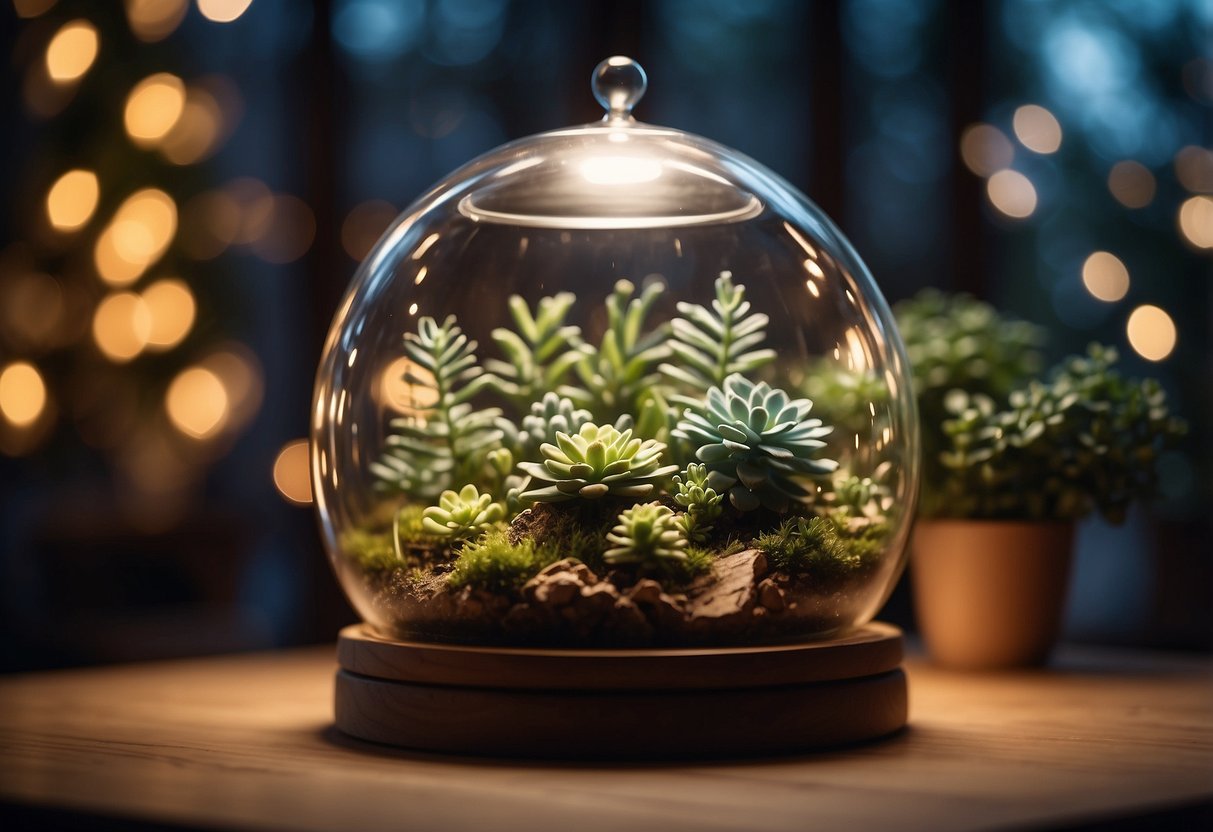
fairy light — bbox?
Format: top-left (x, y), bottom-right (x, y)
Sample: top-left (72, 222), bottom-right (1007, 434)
top-left (92, 292), bottom-right (152, 362)
top-left (1012, 104), bottom-right (1062, 154)
top-left (166, 366), bottom-right (229, 439)
top-left (45, 20), bottom-right (99, 84)
top-left (0, 362), bottom-right (47, 427)
top-left (125, 0), bottom-right (189, 42)
top-left (273, 439), bottom-right (313, 505)
top-left (142, 278), bottom-right (196, 350)
top-left (46, 169), bottom-right (99, 231)
top-left (1081, 252), bottom-right (1130, 302)
top-left (959, 124), bottom-right (1014, 177)
top-left (1126, 305), bottom-right (1177, 362)
top-left (124, 73), bottom-right (186, 147)
top-left (986, 170), bottom-right (1037, 219)
top-left (94, 188), bottom-right (177, 285)
top-left (1107, 161), bottom-right (1155, 209)
top-left (197, 0), bottom-right (254, 23)
top-left (1178, 195), bottom-right (1213, 249)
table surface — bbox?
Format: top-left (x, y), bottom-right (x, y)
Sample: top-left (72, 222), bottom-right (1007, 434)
top-left (1, 642), bottom-right (1211, 832)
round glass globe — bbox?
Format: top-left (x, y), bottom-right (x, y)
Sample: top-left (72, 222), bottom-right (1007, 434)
top-left (313, 58), bottom-right (919, 647)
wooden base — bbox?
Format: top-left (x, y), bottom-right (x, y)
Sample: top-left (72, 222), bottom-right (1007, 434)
top-left (334, 622), bottom-right (907, 758)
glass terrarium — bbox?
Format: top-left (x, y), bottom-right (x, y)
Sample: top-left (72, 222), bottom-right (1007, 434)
top-left (313, 58), bottom-right (919, 654)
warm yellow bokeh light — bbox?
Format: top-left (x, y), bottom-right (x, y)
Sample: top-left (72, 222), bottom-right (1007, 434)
top-left (380, 356), bottom-right (439, 416)
top-left (1178, 195), bottom-right (1213, 249)
top-left (45, 20), bottom-right (98, 83)
top-left (125, 0), bottom-right (188, 42)
top-left (959, 123), bottom-right (1014, 177)
top-left (93, 292), bottom-right (152, 362)
top-left (0, 362), bottom-right (47, 428)
top-left (46, 169), bottom-right (99, 231)
top-left (94, 188), bottom-right (178, 285)
top-left (1012, 104), bottom-right (1062, 154)
top-left (1174, 145), bottom-right (1213, 193)
top-left (142, 278), bottom-right (196, 350)
top-left (273, 439), bottom-right (313, 505)
top-left (124, 73), bottom-right (186, 146)
top-left (1081, 251), bottom-right (1130, 303)
top-left (1126, 305), bottom-right (1177, 362)
top-left (160, 86), bottom-right (224, 165)
top-left (197, 0), bottom-right (254, 23)
top-left (166, 366), bottom-right (229, 439)
top-left (986, 169), bottom-right (1037, 219)
top-left (15, 0), bottom-right (59, 18)
top-left (1107, 160), bottom-right (1155, 209)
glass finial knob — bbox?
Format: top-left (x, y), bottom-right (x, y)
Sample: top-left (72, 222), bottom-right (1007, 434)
top-left (592, 56), bottom-right (647, 122)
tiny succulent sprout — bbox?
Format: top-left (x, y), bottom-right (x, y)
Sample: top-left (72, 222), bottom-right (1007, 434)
top-left (518, 422), bottom-right (679, 503)
top-left (672, 463), bottom-right (724, 541)
top-left (421, 484), bottom-right (506, 540)
top-left (604, 502), bottom-right (688, 566)
top-left (673, 374), bottom-right (838, 512)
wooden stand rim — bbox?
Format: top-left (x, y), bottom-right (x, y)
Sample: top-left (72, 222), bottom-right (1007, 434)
top-left (337, 622), bottom-right (904, 690)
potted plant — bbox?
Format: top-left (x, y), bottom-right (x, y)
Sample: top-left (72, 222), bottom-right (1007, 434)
top-left (902, 321), bottom-right (1185, 669)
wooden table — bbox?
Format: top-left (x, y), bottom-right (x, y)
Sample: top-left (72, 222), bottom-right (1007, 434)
top-left (1, 644), bottom-right (1210, 831)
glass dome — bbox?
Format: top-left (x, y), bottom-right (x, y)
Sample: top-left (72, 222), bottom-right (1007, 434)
top-left (312, 58), bottom-right (919, 647)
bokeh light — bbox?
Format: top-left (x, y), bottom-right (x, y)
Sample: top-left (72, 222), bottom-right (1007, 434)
top-left (166, 366), bottom-right (229, 439)
top-left (45, 20), bottom-right (99, 84)
top-left (1126, 305), bottom-right (1177, 362)
top-left (1012, 104), bottom-right (1062, 154)
top-left (94, 188), bottom-right (178, 285)
top-left (125, 0), bottom-right (188, 42)
top-left (273, 439), bottom-right (313, 504)
top-left (46, 169), bottom-right (99, 231)
top-left (197, 0), bottom-right (254, 23)
top-left (14, 0), bottom-right (58, 17)
top-left (92, 291), bottom-right (152, 362)
top-left (1081, 251), bottom-right (1130, 302)
top-left (141, 278), bottom-right (196, 350)
top-left (0, 362), bottom-right (47, 427)
top-left (341, 199), bottom-right (397, 260)
top-left (986, 169), bottom-right (1037, 218)
top-left (1174, 145), bottom-right (1213, 193)
top-left (179, 189), bottom-right (241, 259)
top-left (1107, 160), bottom-right (1155, 208)
top-left (124, 73), bottom-right (186, 147)
top-left (160, 85), bottom-right (225, 164)
top-left (1178, 195), bottom-right (1213, 249)
top-left (959, 124), bottom-right (1014, 177)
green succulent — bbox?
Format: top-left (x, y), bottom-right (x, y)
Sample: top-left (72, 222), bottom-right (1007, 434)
top-left (660, 272), bottom-right (776, 403)
top-left (370, 316), bottom-right (502, 500)
top-left (421, 484), bottom-right (506, 540)
top-left (673, 374), bottom-right (837, 512)
top-left (671, 463), bottom-right (724, 542)
top-left (938, 344), bottom-right (1186, 523)
top-left (518, 422), bottom-right (679, 503)
top-left (604, 502), bottom-right (688, 567)
top-left (498, 392), bottom-right (594, 461)
top-left (484, 293), bottom-right (593, 410)
top-left (565, 279), bottom-right (672, 423)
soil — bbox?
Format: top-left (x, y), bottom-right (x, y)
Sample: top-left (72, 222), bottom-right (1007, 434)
top-left (363, 547), bottom-right (877, 647)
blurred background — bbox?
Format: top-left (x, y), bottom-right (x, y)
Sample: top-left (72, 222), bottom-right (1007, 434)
top-left (0, 0), bottom-right (1209, 671)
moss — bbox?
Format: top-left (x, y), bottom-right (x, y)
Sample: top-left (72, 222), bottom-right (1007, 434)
top-left (342, 529), bottom-right (401, 574)
top-left (753, 515), bottom-right (887, 582)
top-left (447, 528), bottom-right (562, 595)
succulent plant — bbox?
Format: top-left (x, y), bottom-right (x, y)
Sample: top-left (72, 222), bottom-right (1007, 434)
top-left (604, 502), bottom-right (688, 566)
top-left (673, 374), bottom-right (837, 512)
top-left (498, 392), bottom-right (594, 461)
top-left (370, 316), bottom-right (503, 499)
top-left (484, 293), bottom-right (593, 411)
top-left (938, 344), bottom-right (1186, 523)
top-left (421, 484), bottom-right (506, 540)
top-left (565, 279), bottom-right (672, 423)
top-left (518, 422), bottom-right (679, 503)
top-left (893, 289), bottom-right (1046, 512)
top-left (671, 463), bottom-right (724, 542)
top-left (660, 272), bottom-right (776, 403)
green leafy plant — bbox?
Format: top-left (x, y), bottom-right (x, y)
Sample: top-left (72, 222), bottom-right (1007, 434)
top-left (893, 289), bottom-right (1046, 513)
top-left (566, 279), bottom-right (671, 422)
top-left (447, 529), bottom-right (560, 594)
top-left (671, 462), bottom-right (724, 542)
top-left (370, 316), bottom-right (502, 499)
top-left (938, 344), bottom-right (1186, 523)
top-left (660, 272), bottom-right (775, 402)
top-left (673, 374), bottom-right (837, 512)
top-left (604, 502), bottom-right (688, 567)
top-left (518, 422), bottom-right (679, 503)
top-left (499, 392), bottom-right (594, 462)
top-left (421, 484), bottom-right (506, 541)
top-left (800, 365), bottom-right (891, 440)
top-left (484, 293), bottom-right (592, 410)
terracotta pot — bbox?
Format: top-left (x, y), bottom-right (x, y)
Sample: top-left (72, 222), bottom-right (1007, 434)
top-left (911, 520), bottom-right (1075, 670)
